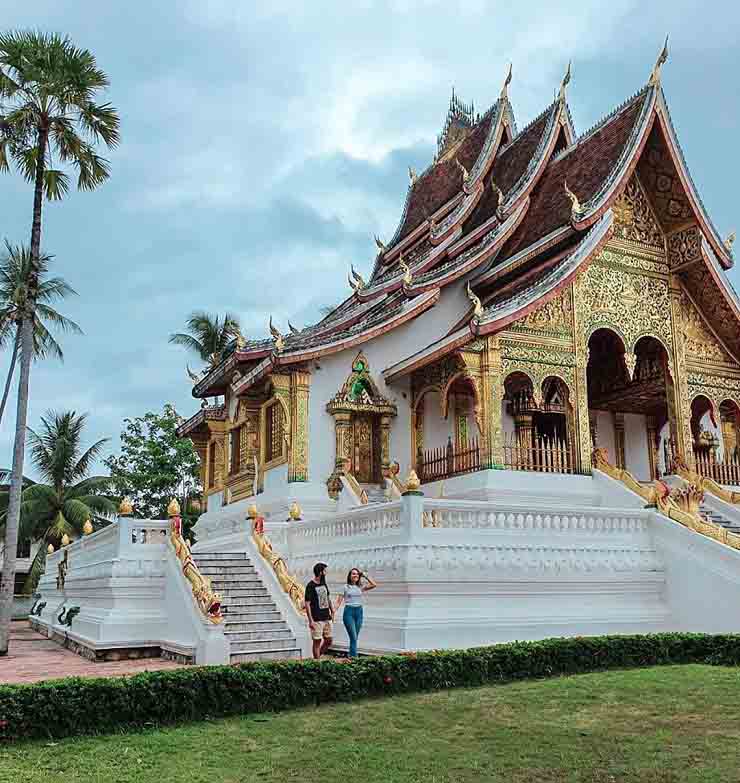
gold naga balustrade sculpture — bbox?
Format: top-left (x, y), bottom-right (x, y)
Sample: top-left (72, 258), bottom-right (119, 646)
top-left (168, 499), bottom-right (223, 624)
top-left (591, 448), bottom-right (740, 552)
top-left (248, 504), bottom-right (305, 614)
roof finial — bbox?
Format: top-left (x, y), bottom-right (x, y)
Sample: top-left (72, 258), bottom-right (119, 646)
top-left (269, 316), bottom-right (285, 352)
top-left (236, 332), bottom-right (246, 349)
top-left (408, 166), bottom-right (418, 186)
top-left (351, 264), bottom-right (366, 289)
top-left (374, 234), bottom-right (387, 253)
top-left (725, 231), bottom-right (736, 253)
top-left (466, 282), bottom-right (484, 320)
top-left (500, 63), bottom-right (513, 100)
top-left (288, 320), bottom-right (300, 335)
top-left (558, 61), bottom-right (572, 102)
top-left (455, 157), bottom-right (469, 183)
top-left (186, 364), bottom-right (201, 384)
top-left (649, 35), bottom-right (669, 87)
top-left (564, 180), bottom-right (583, 218)
top-left (399, 253), bottom-right (413, 288)
top-left (491, 180), bottom-right (506, 221)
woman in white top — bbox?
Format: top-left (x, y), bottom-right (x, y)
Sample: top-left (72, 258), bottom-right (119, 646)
top-left (334, 567), bottom-right (377, 658)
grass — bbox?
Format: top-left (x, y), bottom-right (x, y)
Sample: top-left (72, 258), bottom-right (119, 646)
top-left (2, 664), bottom-right (739, 783)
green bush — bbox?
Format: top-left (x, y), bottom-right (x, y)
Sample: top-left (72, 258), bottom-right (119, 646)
top-left (2, 633), bottom-right (739, 742)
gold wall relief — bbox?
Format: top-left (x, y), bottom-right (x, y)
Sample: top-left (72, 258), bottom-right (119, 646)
top-left (482, 336), bottom-right (503, 466)
top-left (679, 289), bottom-right (733, 365)
top-left (668, 225), bottom-right (701, 269)
top-left (289, 370), bottom-right (311, 482)
top-left (507, 287), bottom-right (573, 340)
top-left (612, 174), bottom-right (664, 250)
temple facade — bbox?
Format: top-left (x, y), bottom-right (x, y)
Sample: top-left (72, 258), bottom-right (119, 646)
top-left (179, 48), bottom-right (740, 513)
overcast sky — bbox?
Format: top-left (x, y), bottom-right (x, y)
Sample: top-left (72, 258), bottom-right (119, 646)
top-left (1, 1), bottom-right (738, 475)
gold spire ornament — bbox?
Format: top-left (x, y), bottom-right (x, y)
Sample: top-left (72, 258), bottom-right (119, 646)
top-left (558, 60), bottom-right (572, 102)
top-left (288, 320), bottom-right (300, 335)
top-left (47, 544), bottom-right (54, 554)
top-left (288, 501), bottom-right (302, 521)
top-left (564, 180), bottom-right (583, 218)
top-left (724, 231), bottom-right (736, 253)
top-left (269, 316), bottom-right (285, 352)
top-left (351, 264), bottom-right (366, 289)
top-left (247, 504), bottom-right (258, 519)
top-left (500, 63), bottom-right (513, 100)
top-left (186, 364), bottom-right (201, 384)
top-left (61, 533), bottom-right (70, 547)
top-left (408, 166), bottom-right (418, 186)
top-left (649, 35), bottom-right (669, 87)
top-left (119, 497), bottom-right (133, 516)
top-left (167, 498), bottom-right (181, 517)
top-left (404, 469), bottom-right (421, 493)
top-left (455, 157), bottom-right (469, 183)
top-left (399, 253), bottom-right (413, 287)
top-left (466, 281), bottom-right (484, 319)
top-left (83, 519), bottom-right (93, 536)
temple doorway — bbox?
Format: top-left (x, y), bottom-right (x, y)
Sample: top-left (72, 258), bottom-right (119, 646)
top-left (350, 413), bottom-right (382, 484)
top-left (587, 329), bottom-right (672, 480)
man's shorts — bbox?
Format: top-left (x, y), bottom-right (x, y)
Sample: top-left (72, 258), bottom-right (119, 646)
top-left (310, 620), bottom-right (333, 640)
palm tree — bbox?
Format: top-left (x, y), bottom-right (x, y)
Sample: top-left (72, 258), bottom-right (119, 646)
top-left (0, 241), bottom-right (81, 426)
top-left (0, 31), bottom-right (120, 654)
top-left (169, 311), bottom-right (243, 373)
top-left (0, 411), bottom-right (116, 593)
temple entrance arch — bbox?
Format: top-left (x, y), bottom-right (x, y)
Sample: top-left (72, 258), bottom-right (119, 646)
top-left (326, 353), bottom-right (397, 496)
top-left (587, 329), bottom-right (674, 480)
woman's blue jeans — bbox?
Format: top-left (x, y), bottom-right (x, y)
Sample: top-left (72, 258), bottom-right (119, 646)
top-left (343, 605), bottom-right (364, 657)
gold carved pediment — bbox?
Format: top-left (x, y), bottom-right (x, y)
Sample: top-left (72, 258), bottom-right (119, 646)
top-left (681, 291), bottom-right (733, 365)
top-left (510, 288), bottom-right (572, 336)
top-left (612, 175), bottom-right (664, 250)
top-left (327, 352), bottom-right (397, 416)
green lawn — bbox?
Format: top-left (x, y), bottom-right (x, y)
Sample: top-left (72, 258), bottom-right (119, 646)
top-left (2, 664), bottom-right (739, 783)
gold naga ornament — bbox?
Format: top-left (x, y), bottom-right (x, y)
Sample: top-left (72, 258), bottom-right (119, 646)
top-left (408, 166), bottom-right (418, 186)
top-left (269, 316), bottom-right (285, 352)
top-left (374, 235), bottom-right (387, 254)
top-left (725, 231), bottom-right (736, 253)
top-left (466, 282), bottom-right (484, 320)
top-left (648, 34), bottom-right (669, 87)
top-left (348, 264), bottom-right (366, 293)
top-left (167, 497), bottom-right (181, 517)
top-left (399, 253), bottom-right (413, 288)
top-left (558, 60), bottom-right (571, 103)
top-left (404, 469), bottom-right (421, 493)
top-left (500, 63), bottom-right (513, 101)
top-left (564, 180), bottom-right (583, 218)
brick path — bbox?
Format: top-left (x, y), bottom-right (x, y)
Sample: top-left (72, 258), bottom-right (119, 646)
top-left (0, 621), bottom-right (185, 685)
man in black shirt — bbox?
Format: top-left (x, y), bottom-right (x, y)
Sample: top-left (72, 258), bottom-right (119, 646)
top-left (304, 562), bottom-right (333, 659)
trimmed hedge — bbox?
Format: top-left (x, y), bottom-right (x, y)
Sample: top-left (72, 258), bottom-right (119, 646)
top-left (2, 632), bottom-right (740, 742)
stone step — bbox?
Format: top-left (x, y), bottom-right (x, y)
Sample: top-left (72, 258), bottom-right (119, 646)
top-left (218, 587), bottom-right (270, 598)
top-left (222, 599), bottom-right (279, 612)
top-left (196, 558), bottom-right (252, 569)
top-left (229, 638), bottom-right (299, 654)
top-left (194, 552), bottom-right (248, 562)
top-left (225, 629), bottom-right (295, 644)
top-left (199, 565), bottom-right (257, 576)
top-left (223, 610), bottom-right (283, 623)
top-left (225, 618), bottom-right (289, 633)
top-left (210, 577), bottom-right (263, 589)
top-left (230, 647), bottom-right (301, 663)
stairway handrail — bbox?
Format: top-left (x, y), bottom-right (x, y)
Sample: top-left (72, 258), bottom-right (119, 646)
top-left (591, 448), bottom-right (656, 505)
top-left (251, 520), bottom-right (305, 615)
top-left (342, 470), bottom-right (368, 505)
top-left (673, 454), bottom-right (740, 505)
top-left (169, 515), bottom-right (224, 624)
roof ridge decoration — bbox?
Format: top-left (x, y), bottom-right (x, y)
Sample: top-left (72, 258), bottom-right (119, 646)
top-left (564, 180), bottom-right (585, 221)
top-left (500, 63), bottom-right (513, 101)
top-left (408, 166), bottom-right (418, 186)
top-left (399, 253), bottom-right (413, 289)
top-left (558, 61), bottom-right (571, 103)
top-left (466, 281), bottom-right (484, 320)
top-left (288, 320), bottom-right (300, 335)
top-left (726, 232), bottom-right (736, 254)
top-left (348, 264), bottom-right (366, 292)
top-left (436, 86), bottom-right (477, 160)
top-left (269, 317), bottom-right (285, 352)
top-left (648, 35), bottom-right (669, 88)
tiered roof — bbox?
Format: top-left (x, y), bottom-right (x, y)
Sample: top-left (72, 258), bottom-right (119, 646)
top-left (185, 49), bottom-right (737, 406)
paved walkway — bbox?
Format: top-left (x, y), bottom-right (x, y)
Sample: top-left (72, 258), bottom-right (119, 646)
top-left (0, 621), bottom-right (185, 685)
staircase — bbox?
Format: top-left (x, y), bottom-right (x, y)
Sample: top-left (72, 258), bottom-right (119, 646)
top-left (361, 483), bottom-right (388, 505)
top-left (699, 503), bottom-right (740, 535)
top-left (193, 552), bottom-right (302, 662)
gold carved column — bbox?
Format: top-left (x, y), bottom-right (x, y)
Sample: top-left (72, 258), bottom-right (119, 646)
top-left (379, 414), bottom-right (392, 476)
top-left (483, 335), bottom-right (504, 467)
top-left (571, 282), bottom-right (593, 473)
top-left (668, 274), bottom-right (694, 466)
top-left (289, 370), bottom-right (310, 482)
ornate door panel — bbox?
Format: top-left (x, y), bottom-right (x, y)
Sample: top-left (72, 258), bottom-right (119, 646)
top-left (352, 414), bottom-right (378, 483)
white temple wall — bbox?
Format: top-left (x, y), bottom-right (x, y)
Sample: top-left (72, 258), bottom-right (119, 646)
top-left (423, 390), bottom-right (451, 451)
top-left (501, 401), bottom-right (515, 438)
top-left (624, 413), bottom-right (650, 481)
top-left (594, 410), bottom-right (616, 465)
top-left (307, 280), bottom-right (471, 485)
top-left (657, 421), bottom-right (671, 475)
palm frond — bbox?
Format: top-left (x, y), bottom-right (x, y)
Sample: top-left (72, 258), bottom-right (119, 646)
top-left (21, 545), bottom-right (47, 594)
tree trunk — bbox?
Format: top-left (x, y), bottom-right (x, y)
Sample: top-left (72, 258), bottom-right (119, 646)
top-left (0, 328), bottom-right (20, 428)
top-left (0, 125), bottom-right (48, 655)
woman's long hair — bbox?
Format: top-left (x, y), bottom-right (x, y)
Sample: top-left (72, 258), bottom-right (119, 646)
top-left (346, 567), bottom-right (362, 585)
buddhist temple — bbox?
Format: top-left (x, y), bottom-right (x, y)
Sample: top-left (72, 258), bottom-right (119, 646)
top-left (31, 45), bottom-right (740, 665)
top-left (178, 44), bottom-right (740, 506)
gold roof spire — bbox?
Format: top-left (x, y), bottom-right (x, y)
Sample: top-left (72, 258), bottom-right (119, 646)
top-left (500, 63), bottom-right (513, 100)
top-left (649, 35), bottom-right (669, 87)
top-left (558, 60), bottom-right (572, 102)
top-left (269, 316), bottom-right (285, 352)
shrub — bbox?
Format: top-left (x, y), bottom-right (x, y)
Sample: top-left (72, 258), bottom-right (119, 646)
top-left (1, 633), bottom-right (739, 742)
